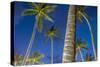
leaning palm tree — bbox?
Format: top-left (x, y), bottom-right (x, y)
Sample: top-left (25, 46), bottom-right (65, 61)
top-left (45, 25), bottom-right (60, 63)
top-left (75, 39), bottom-right (88, 62)
top-left (62, 6), bottom-right (96, 63)
top-left (27, 51), bottom-right (44, 65)
top-left (77, 6), bottom-right (97, 61)
top-left (21, 3), bottom-right (57, 65)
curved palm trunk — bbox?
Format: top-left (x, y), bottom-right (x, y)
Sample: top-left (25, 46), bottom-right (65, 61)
top-left (21, 22), bottom-right (37, 65)
top-left (51, 37), bottom-right (53, 64)
top-left (80, 12), bottom-right (97, 60)
top-left (62, 5), bottom-right (76, 63)
top-left (79, 48), bottom-right (84, 61)
top-left (87, 21), bottom-right (97, 60)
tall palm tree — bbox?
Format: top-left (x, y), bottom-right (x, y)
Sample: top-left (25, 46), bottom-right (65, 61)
top-left (75, 39), bottom-right (88, 62)
top-left (21, 3), bottom-right (57, 65)
top-left (62, 5), bottom-right (76, 62)
top-left (62, 5), bottom-right (96, 62)
top-left (45, 25), bottom-right (60, 63)
top-left (27, 51), bottom-right (44, 64)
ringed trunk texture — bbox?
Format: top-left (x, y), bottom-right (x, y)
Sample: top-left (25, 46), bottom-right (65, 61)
top-left (21, 22), bottom-right (37, 65)
top-left (62, 5), bottom-right (76, 63)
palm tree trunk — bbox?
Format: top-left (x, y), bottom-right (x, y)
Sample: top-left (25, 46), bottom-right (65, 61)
top-left (80, 12), bottom-right (97, 60)
top-left (62, 5), bottom-right (76, 63)
top-left (75, 52), bottom-right (78, 61)
top-left (79, 48), bottom-right (84, 61)
top-left (87, 21), bottom-right (97, 60)
top-left (21, 22), bottom-right (37, 65)
top-left (51, 37), bottom-right (53, 64)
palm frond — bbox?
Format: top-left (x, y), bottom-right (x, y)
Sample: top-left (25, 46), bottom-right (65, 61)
top-left (31, 3), bottom-right (40, 10)
top-left (77, 6), bottom-right (86, 11)
top-left (41, 12), bottom-right (54, 22)
top-left (21, 9), bottom-right (38, 16)
top-left (77, 6), bottom-right (91, 23)
top-left (76, 11), bottom-right (83, 23)
top-left (42, 5), bottom-right (57, 13)
top-left (76, 38), bottom-right (87, 50)
top-left (32, 51), bottom-right (44, 59)
top-left (27, 51), bottom-right (44, 64)
top-left (36, 15), bottom-right (42, 32)
top-left (82, 11), bottom-right (91, 21)
top-left (81, 46), bottom-right (88, 50)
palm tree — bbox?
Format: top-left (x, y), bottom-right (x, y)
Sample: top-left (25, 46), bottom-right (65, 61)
top-left (45, 25), bottom-right (60, 63)
top-left (21, 3), bottom-right (57, 65)
top-left (77, 7), bottom-right (97, 60)
top-left (14, 53), bottom-right (23, 65)
top-left (62, 5), bottom-right (96, 62)
top-left (75, 39), bottom-right (88, 62)
top-left (62, 5), bottom-right (76, 62)
top-left (27, 51), bottom-right (44, 64)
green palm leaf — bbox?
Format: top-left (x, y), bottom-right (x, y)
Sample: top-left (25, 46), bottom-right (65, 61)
top-left (76, 11), bottom-right (83, 22)
top-left (76, 39), bottom-right (87, 50)
top-left (31, 3), bottom-right (40, 10)
top-left (21, 9), bottom-right (38, 16)
top-left (27, 51), bottom-right (44, 64)
top-left (32, 51), bottom-right (44, 59)
top-left (41, 12), bottom-right (54, 22)
top-left (80, 43), bottom-right (88, 50)
top-left (42, 5), bottom-right (57, 13)
top-left (82, 11), bottom-right (91, 21)
top-left (76, 6), bottom-right (91, 23)
top-left (36, 15), bottom-right (42, 32)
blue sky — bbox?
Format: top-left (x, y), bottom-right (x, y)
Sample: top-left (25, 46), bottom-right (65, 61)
top-left (13, 1), bottom-right (97, 64)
